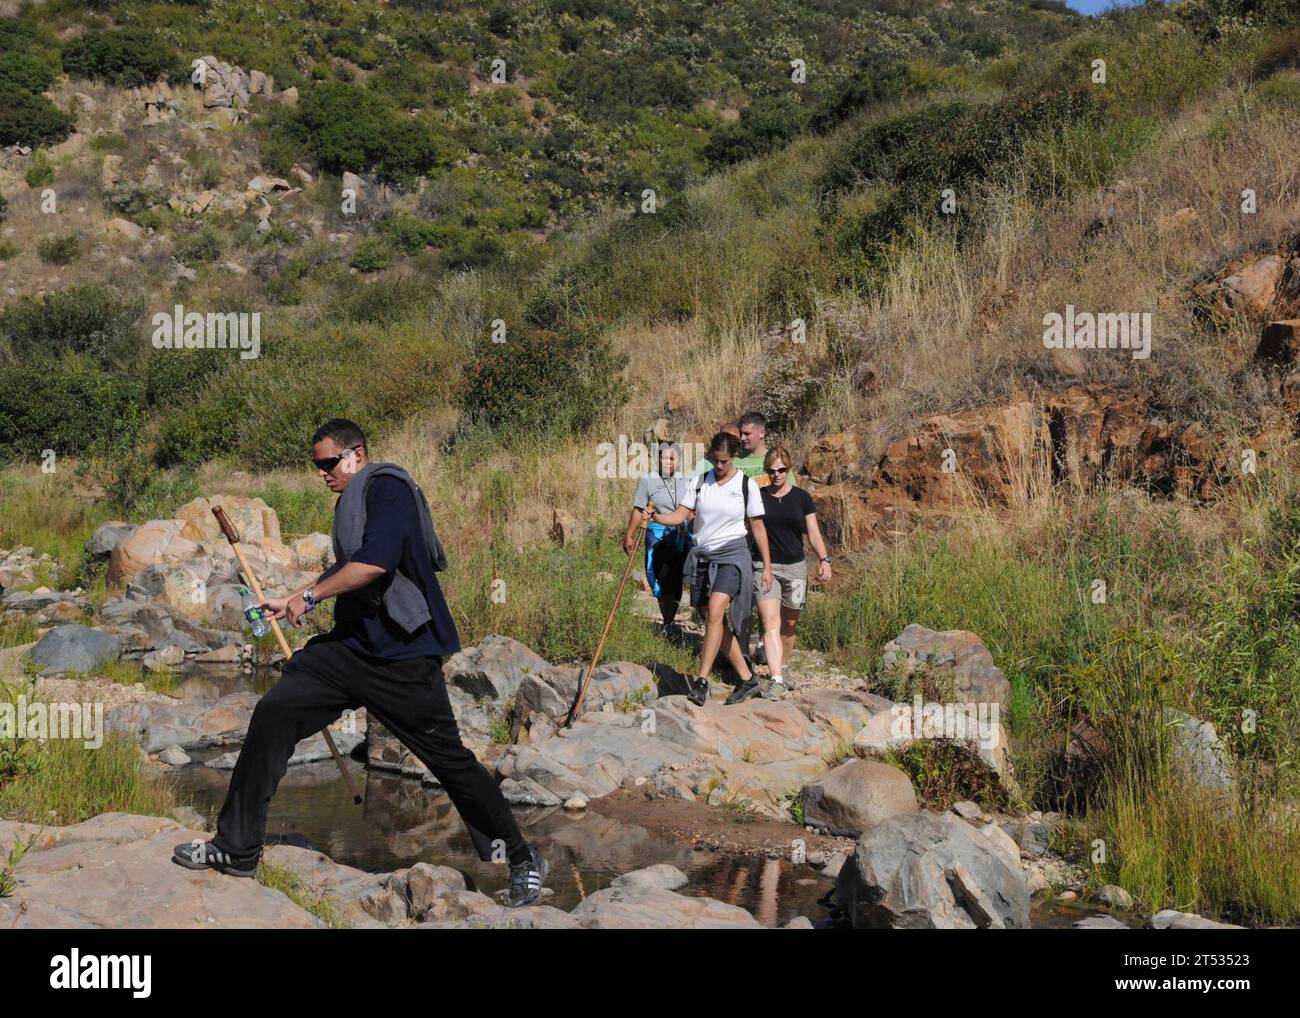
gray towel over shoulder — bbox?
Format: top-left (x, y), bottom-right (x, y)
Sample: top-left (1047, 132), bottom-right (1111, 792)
top-left (323, 461), bottom-right (448, 636)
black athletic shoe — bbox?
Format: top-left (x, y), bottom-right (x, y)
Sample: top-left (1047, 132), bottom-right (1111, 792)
top-left (506, 847), bottom-right (548, 908)
top-left (725, 679), bottom-right (762, 705)
top-left (172, 840), bottom-right (259, 878)
top-left (686, 678), bottom-right (710, 707)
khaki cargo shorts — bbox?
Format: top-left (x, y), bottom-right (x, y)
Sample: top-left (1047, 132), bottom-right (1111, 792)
top-left (753, 559), bottom-right (808, 611)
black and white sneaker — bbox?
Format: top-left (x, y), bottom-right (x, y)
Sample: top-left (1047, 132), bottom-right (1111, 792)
top-left (172, 839), bottom-right (259, 878)
top-left (725, 678), bottom-right (763, 705)
top-left (686, 677), bottom-right (710, 707)
top-left (506, 847), bottom-right (548, 908)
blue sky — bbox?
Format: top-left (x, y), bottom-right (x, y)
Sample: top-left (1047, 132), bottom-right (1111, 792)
top-left (1066, 0), bottom-right (1145, 13)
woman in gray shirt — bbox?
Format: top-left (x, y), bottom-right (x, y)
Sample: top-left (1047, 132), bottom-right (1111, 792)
top-left (623, 442), bottom-right (693, 638)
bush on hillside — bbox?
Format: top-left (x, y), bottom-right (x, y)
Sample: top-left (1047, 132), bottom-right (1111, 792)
top-left (291, 82), bottom-right (451, 181)
top-left (460, 326), bottom-right (627, 440)
top-left (0, 285), bottom-right (142, 367)
top-left (37, 234), bottom-right (81, 266)
top-left (0, 363), bottom-right (143, 460)
top-left (704, 94), bottom-right (808, 168)
top-left (0, 85), bottom-right (74, 148)
top-left (0, 50), bottom-right (59, 93)
top-left (61, 28), bottom-right (187, 87)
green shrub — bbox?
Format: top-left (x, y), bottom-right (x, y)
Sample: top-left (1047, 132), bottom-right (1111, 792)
top-left (292, 82), bottom-right (450, 182)
top-left (0, 240), bottom-right (15, 261)
top-left (24, 151), bottom-right (53, 188)
top-left (37, 233), bottom-right (80, 265)
top-left (377, 211), bottom-right (434, 256)
top-left (155, 397), bottom-right (243, 468)
top-left (0, 49), bottom-right (59, 92)
top-left (0, 85), bottom-right (74, 148)
top-left (175, 226), bottom-right (223, 263)
top-left (350, 236), bottom-right (394, 272)
top-left (61, 28), bottom-right (186, 87)
top-left (705, 94), bottom-right (809, 168)
top-left (459, 325), bottom-right (627, 441)
top-left (0, 363), bottom-right (144, 460)
top-left (1255, 72), bottom-right (1300, 107)
top-left (0, 285), bottom-right (141, 366)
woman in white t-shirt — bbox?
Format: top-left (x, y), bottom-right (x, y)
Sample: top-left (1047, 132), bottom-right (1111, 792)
top-left (644, 432), bottom-right (773, 706)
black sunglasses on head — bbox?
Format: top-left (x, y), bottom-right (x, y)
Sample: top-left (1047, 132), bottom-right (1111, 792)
top-left (313, 446), bottom-right (360, 472)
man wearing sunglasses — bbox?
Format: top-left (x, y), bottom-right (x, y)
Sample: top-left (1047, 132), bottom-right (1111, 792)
top-left (173, 418), bottom-right (548, 908)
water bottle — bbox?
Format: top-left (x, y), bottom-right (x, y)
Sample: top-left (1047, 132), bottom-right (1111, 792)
top-left (240, 586), bottom-right (271, 638)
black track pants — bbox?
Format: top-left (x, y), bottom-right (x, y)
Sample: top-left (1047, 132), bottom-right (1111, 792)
top-left (212, 635), bottom-right (528, 864)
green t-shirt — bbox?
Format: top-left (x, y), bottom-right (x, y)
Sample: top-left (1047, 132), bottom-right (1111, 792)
top-left (735, 453), bottom-right (769, 483)
top-left (694, 452), bottom-right (771, 487)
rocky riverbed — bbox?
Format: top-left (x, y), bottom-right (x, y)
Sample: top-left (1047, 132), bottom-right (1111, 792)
top-left (0, 498), bottom-right (1245, 929)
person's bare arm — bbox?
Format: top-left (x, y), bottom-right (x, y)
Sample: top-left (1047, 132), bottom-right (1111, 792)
top-left (806, 511), bottom-right (832, 583)
top-left (622, 507), bottom-right (643, 555)
top-left (749, 518), bottom-right (773, 592)
top-left (649, 505), bottom-right (693, 527)
top-left (260, 561), bottom-right (386, 627)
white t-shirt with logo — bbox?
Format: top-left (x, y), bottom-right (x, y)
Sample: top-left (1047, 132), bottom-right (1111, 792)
top-left (681, 469), bottom-right (765, 553)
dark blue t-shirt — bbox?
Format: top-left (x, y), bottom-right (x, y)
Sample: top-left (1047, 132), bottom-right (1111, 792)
top-left (334, 475), bottom-right (461, 661)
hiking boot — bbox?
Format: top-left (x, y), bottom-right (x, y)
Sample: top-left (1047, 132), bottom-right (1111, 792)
top-left (506, 847), bottom-right (548, 908)
top-left (725, 678), bottom-right (762, 705)
top-left (764, 677), bottom-right (790, 700)
top-left (172, 840), bottom-right (259, 878)
top-left (686, 677), bottom-right (710, 707)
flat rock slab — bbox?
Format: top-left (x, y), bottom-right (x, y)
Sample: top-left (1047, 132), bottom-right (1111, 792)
top-left (570, 884), bottom-right (764, 929)
top-left (0, 814), bottom-right (322, 929)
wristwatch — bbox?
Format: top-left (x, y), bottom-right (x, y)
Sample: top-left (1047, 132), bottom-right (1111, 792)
top-left (302, 587), bottom-right (318, 612)
top-left (820, 555), bottom-right (831, 564)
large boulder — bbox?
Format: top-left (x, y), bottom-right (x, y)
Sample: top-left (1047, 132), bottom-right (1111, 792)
top-left (880, 624), bottom-right (1011, 708)
top-left (853, 703), bottom-right (1015, 789)
top-left (25, 625), bottom-right (121, 675)
top-left (445, 635), bottom-right (550, 701)
top-left (516, 660), bottom-right (657, 721)
top-left (1164, 709), bottom-right (1234, 795)
top-left (497, 710), bottom-right (696, 802)
top-left (112, 691), bottom-right (261, 753)
top-left (290, 533), bottom-right (334, 571)
top-left (175, 495), bottom-right (281, 545)
top-left (836, 811), bottom-right (1031, 929)
top-left (802, 759), bottom-right (918, 837)
top-left (85, 522), bottom-right (137, 560)
top-left (107, 520), bottom-right (200, 588)
top-left (136, 561), bottom-right (213, 621)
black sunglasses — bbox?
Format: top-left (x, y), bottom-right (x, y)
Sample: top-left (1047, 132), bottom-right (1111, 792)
top-left (313, 446), bottom-right (360, 472)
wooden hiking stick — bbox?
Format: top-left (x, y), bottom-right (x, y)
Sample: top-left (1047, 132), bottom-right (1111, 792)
top-left (212, 506), bottom-right (362, 805)
top-left (564, 501), bottom-right (655, 728)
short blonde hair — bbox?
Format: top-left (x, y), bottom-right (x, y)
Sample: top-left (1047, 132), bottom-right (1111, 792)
top-left (763, 445), bottom-right (792, 472)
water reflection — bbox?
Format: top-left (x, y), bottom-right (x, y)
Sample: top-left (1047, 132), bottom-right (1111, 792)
top-left (177, 761), bottom-right (831, 927)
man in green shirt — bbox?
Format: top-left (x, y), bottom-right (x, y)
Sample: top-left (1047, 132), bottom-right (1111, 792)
top-left (735, 411), bottom-right (771, 487)
top-left (693, 415), bottom-right (770, 485)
